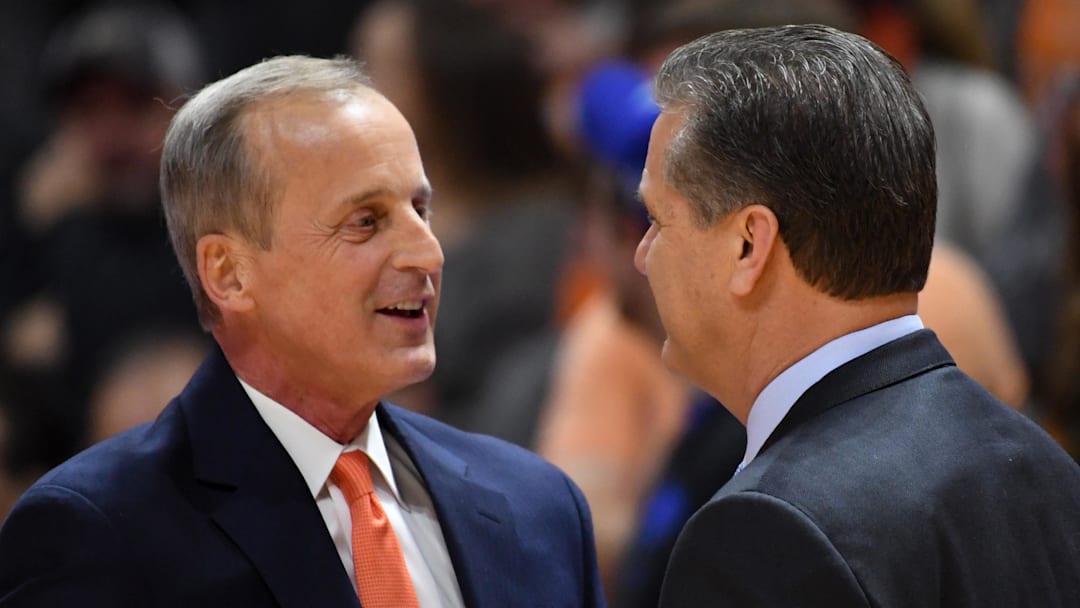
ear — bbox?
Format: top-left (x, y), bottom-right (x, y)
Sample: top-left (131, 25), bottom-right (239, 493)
top-left (196, 233), bottom-right (256, 316)
top-left (729, 204), bottom-right (780, 297)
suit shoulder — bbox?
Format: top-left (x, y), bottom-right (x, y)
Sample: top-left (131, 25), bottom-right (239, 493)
top-left (726, 368), bottom-right (1080, 605)
top-left (27, 400), bottom-right (186, 510)
top-left (754, 366), bottom-right (1075, 495)
top-left (662, 490), bottom-right (868, 607)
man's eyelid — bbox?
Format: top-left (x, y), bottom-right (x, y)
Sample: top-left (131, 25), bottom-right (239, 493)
top-left (413, 193), bottom-right (433, 218)
top-left (340, 206), bottom-right (379, 229)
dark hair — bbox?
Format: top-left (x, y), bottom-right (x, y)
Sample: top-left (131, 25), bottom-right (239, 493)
top-left (654, 24), bottom-right (937, 299)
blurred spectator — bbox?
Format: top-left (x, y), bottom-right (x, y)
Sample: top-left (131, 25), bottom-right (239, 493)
top-left (980, 23), bottom-right (1079, 405)
top-left (353, 0), bottom-right (578, 431)
top-left (1045, 77), bottom-right (1080, 457)
top-left (1, 3), bottom-right (204, 462)
top-left (851, 0), bottom-right (1064, 411)
top-left (0, 359), bottom-right (73, 522)
top-left (611, 394), bottom-right (744, 608)
top-left (536, 168), bottom-right (695, 590)
top-left (185, 0), bottom-right (368, 79)
top-left (0, 385), bottom-right (49, 523)
top-left (854, 0), bottom-right (1039, 266)
top-left (1016, 0), bottom-right (1080, 104)
top-left (979, 0), bottom-right (1025, 79)
top-left (626, 0), bottom-right (855, 67)
top-left (24, 3), bottom-right (203, 230)
top-left (979, 133), bottom-right (1068, 403)
top-left (86, 331), bottom-right (208, 444)
top-left (920, 243), bottom-right (1029, 407)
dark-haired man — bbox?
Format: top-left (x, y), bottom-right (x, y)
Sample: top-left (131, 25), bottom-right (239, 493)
top-left (635, 25), bottom-right (1080, 606)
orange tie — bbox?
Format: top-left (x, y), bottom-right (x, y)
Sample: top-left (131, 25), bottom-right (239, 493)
top-left (331, 451), bottom-right (420, 608)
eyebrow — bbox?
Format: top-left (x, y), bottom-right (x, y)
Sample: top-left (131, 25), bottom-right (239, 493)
top-left (636, 188), bottom-right (653, 213)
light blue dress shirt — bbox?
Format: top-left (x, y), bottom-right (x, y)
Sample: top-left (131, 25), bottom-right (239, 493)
top-left (739, 315), bottom-right (924, 471)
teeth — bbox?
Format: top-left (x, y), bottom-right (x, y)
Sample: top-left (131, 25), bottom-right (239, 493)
top-left (387, 301), bottom-right (423, 311)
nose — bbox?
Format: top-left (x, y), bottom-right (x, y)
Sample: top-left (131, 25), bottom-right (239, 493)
top-left (634, 225), bottom-right (655, 276)
top-left (393, 210), bottom-right (444, 274)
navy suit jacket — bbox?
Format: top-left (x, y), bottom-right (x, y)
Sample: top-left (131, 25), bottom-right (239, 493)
top-left (660, 330), bottom-right (1080, 607)
top-left (0, 348), bottom-right (605, 607)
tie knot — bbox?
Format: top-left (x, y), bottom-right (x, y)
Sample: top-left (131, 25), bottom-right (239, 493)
top-left (331, 450), bottom-right (375, 504)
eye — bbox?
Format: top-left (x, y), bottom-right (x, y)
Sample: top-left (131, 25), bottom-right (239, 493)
top-left (351, 213), bottom-right (377, 228)
top-left (340, 210), bottom-right (380, 241)
top-left (413, 198), bottom-right (432, 222)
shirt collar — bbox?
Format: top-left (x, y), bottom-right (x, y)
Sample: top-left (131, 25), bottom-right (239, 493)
top-left (741, 315), bottom-right (924, 468)
top-left (237, 377), bottom-right (403, 503)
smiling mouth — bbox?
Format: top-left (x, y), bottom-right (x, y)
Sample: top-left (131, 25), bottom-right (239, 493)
top-left (377, 301), bottom-right (425, 319)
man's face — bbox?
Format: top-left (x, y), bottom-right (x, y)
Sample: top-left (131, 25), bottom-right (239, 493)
top-left (635, 111), bottom-right (734, 384)
top-left (64, 75), bottom-right (173, 207)
top-left (242, 91), bottom-right (442, 405)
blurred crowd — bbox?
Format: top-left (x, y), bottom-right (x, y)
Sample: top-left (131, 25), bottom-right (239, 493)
top-left (0, 0), bottom-right (1077, 605)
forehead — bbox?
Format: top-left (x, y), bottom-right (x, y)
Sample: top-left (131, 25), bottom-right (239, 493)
top-left (238, 90), bottom-right (425, 228)
top-left (245, 89), bottom-right (405, 156)
top-left (641, 110), bottom-right (685, 201)
top-left (649, 110), bottom-right (683, 159)
top-left (248, 91), bottom-right (419, 181)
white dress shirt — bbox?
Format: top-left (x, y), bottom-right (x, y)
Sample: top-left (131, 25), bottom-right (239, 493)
top-left (239, 379), bottom-right (465, 608)
top-left (739, 315), bottom-right (924, 470)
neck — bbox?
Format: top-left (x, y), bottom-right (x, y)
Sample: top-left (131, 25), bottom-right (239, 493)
top-left (214, 330), bottom-right (377, 444)
top-left (720, 290), bottom-right (917, 424)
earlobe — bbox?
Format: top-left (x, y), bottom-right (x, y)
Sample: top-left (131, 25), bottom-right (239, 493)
top-left (729, 205), bottom-right (780, 297)
top-left (197, 234), bottom-right (256, 315)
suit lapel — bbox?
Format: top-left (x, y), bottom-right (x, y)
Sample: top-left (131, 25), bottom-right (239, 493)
top-left (181, 348), bottom-right (360, 608)
top-left (378, 405), bottom-right (519, 608)
top-left (762, 329), bottom-right (955, 454)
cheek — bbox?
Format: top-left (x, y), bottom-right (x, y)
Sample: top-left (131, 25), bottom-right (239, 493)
top-left (279, 262), bottom-right (351, 322)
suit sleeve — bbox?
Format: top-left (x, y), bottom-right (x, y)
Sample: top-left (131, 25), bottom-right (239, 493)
top-left (658, 491), bottom-right (870, 608)
top-left (564, 474), bottom-right (608, 607)
top-left (0, 484), bottom-right (145, 607)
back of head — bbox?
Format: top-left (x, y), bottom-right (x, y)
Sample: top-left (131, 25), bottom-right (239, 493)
top-left (654, 24), bottom-right (937, 299)
top-left (160, 56), bottom-right (372, 329)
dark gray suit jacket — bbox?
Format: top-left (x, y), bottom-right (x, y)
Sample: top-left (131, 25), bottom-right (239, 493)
top-left (660, 330), bottom-right (1080, 607)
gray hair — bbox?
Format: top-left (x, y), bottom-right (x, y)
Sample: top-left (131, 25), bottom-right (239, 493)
top-left (653, 24), bottom-right (937, 299)
top-left (160, 55), bottom-right (373, 328)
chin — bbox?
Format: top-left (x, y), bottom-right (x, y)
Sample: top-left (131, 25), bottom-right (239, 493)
top-left (399, 348), bottom-right (437, 383)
